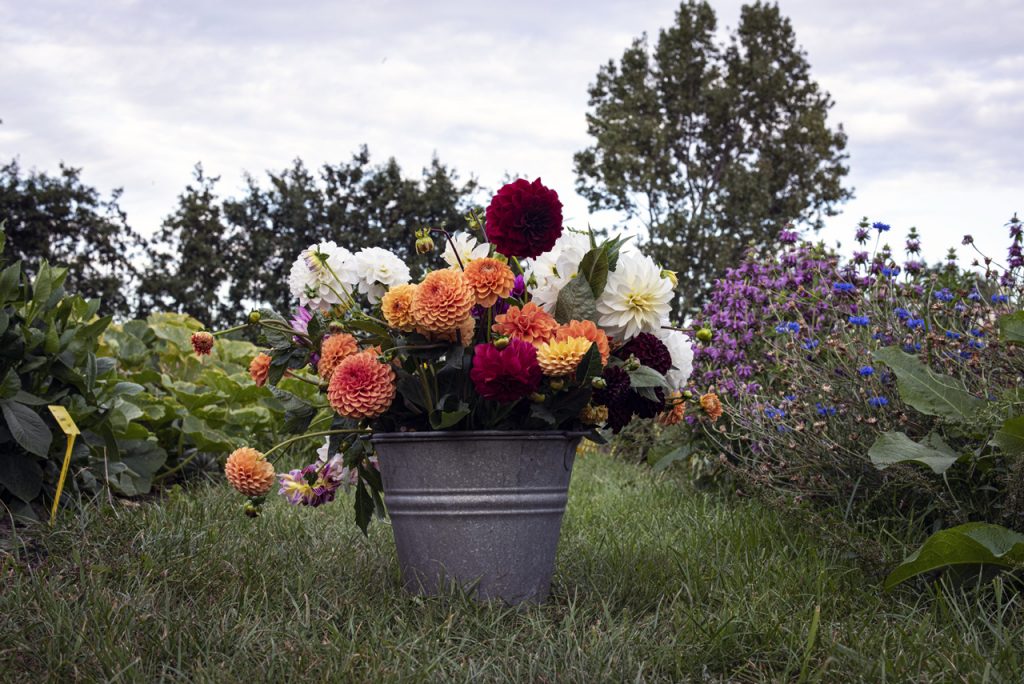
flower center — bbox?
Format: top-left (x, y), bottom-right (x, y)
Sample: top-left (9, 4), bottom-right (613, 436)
top-left (626, 291), bottom-right (654, 313)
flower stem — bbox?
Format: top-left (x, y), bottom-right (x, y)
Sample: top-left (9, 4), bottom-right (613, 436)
top-left (264, 429), bottom-right (370, 462)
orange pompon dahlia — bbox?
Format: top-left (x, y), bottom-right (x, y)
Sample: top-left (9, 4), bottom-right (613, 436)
top-left (381, 283), bottom-right (419, 331)
top-left (536, 335), bottom-right (592, 377)
top-left (317, 333), bottom-right (359, 381)
top-left (225, 447), bottom-right (275, 496)
top-left (191, 331), bottom-right (214, 356)
top-left (327, 350), bottom-right (396, 419)
top-left (463, 257), bottom-right (515, 307)
top-left (428, 316), bottom-right (477, 347)
top-left (700, 392), bottom-right (723, 422)
top-left (658, 392), bottom-right (685, 426)
top-left (249, 353), bottom-right (272, 387)
top-left (492, 302), bottom-right (558, 346)
top-left (554, 319), bottom-right (610, 365)
top-left (410, 269), bottom-right (475, 334)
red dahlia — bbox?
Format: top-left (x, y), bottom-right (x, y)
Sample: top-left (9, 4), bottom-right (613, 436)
top-left (615, 332), bottom-right (672, 375)
top-left (470, 338), bottom-right (542, 403)
top-left (484, 178), bottom-right (563, 259)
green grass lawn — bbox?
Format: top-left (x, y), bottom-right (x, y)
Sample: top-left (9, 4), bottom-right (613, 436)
top-left (2, 451), bottom-right (1021, 682)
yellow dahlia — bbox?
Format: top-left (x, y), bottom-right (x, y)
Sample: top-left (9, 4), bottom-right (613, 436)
top-left (249, 353), bottom-right (271, 387)
top-left (381, 283), bottom-right (419, 331)
top-left (492, 302), bottom-right (558, 346)
top-left (463, 257), bottom-right (515, 307)
top-left (411, 269), bottom-right (475, 334)
top-left (327, 350), bottom-right (396, 419)
top-left (225, 447), bottom-right (275, 496)
top-left (554, 319), bottom-right (610, 365)
top-left (317, 333), bottom-right (359, 381)
top-left (536, 335), bottom-right (592, 377)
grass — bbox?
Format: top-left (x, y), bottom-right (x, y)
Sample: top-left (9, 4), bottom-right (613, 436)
top-left (1, 451), bottom-right (1021, 682)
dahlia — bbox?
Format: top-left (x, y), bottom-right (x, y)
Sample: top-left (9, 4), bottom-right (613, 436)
top-left (336, 247), bottom-right (411, 304)
top-left (381, 283), bottom-right (418, 331)
top-left (470, 339), bottom-right (542, 403)
top-left (700, 392), bottom-right (724, 422)
top-left (428, 316), bottom-right (477, 346)
top-left (411, 269), bottom-right (475, 334)
top-left (191, 331), bottom-right (214, 356)
top-left (492, 303), bottom-right (558, 346)
top-left (288, 241), bottom-right (353, 311)
top-left (327, 350), bottom-right (396, 419)
top-left (593, 365), bottom-right (634, 433)
top-left (225, 447), bottom-right (275, 496)
top-left (485, 178), bottom-right (564, 259)
top-left (526, 230), bottom-right (592, 312)
top-left (554, 320), bottom-right (610, 365)
top-left (615, 332), bottom-right (672, 375)
top-left (249, 352), bottom-right (272, 387)
top-left (579, 403), bottom-right (609, 426)
top-left (317, 333), bottom-right (359, 381)
top-left (657, 392), bottom-right (685, 426)
top-left (278, 461), bottom-right (343, 507)
top-left (464, 257), bottom-right (516, 307)
top-left (596, 251), bottom-right (673, 340)
top-left (658, 329), bottom-right (694, 391)
top-left (536, 336), bottom-right (592, 377)
top-left (442, 231), bottom-right (490, 269)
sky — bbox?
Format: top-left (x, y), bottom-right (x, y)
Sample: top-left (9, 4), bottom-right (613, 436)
top-left (1, 0), bottom-right (1022, 269)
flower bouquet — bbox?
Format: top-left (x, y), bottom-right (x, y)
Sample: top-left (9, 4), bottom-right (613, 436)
top-left (199, 178), bottom-right (692, 600)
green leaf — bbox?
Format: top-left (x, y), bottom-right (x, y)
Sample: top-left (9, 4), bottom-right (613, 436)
top-left (574, 343), bottom-right (602, 385)
top-left (267, 385), bottom-right (317, 434)
top-left (868, 431), bottom-right (959, 475)
top-left (0, 450), bottom-right (43, 502)
top-left (0, 399), bottom-right (53, 457)
top-left (627, 365), bottom-right (670, 389)
top-left (650, 444), bottom-right (692, 473)
top-left (885, 522), bottom-right (1024, 590)
top-left (0, 261), bottom-right (21, 303)
top-left (428, 405), bottom-right (470, 430)
top-left (998, 311), bottom-right (1024, 345)
top-left (992, 416), bottom-right (1024, 455)
top-left (872, 347), bottom-right (985, 423)
top-left (354, 478), bottom-right (375, 536)
top-left (0, 368), bottom-right (19, 399)
top-left (554, 275), bottom-right (598, 325)
top-left (578, 246), bottom-right (610, 298)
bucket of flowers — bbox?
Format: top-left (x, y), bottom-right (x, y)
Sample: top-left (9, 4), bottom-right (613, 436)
top-left (201, 178), bottom-right (693, 604)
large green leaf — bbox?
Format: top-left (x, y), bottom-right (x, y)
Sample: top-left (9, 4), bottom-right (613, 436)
top-left (885, 523), bottom-right (1024, 590)
top-left (554, 275), bottom-right (598, 325)
top-left (649, 444), bottom-right (692, 473)
top-left (578, 246), bottom-right (610, 298)
top-left (998, 311), bottom-right (1024, 345)
top-left (872, 347), bottom-right (984, 423)
top-left (992, 416), bottom-right (1024, 455)
top-left (0, 450), bottom-right (43, 502)
top-left (0, 399), bottom-right (53, 457)
top-left (627, 365), bottom-right (670, 389)
top-left (868, 431), bottom-right (959, 475)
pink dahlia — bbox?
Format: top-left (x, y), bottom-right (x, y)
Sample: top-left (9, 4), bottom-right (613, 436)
top-left (470, 338), bottom-right (542, 403)
top-left (484, 178), bottom-right (563, 259)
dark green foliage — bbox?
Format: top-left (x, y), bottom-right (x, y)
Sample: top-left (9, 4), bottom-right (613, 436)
top-left (0, 159), bottom-right (146, 318)
top-left (574, 1), bottom-right (851, 317)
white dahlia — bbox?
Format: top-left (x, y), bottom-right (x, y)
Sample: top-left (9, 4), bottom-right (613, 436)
top-left (657, 328), bottom-right (694, 390)
top-left (288, 241), bottom-right (353, 311)
top-left (596, 251), bottom-right (673, 341)
top-left (442, 231), bottom-right (490, 269)
top-left (525, 230), bottom-right (592, 313)
top-left (337, 247), bottom-right (411, 304)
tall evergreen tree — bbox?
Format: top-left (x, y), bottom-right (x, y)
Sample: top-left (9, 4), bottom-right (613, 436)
top-left (574, 1), bottom-right (852, 318)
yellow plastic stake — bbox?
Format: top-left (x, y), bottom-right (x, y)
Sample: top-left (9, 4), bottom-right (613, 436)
top-left (47, 405), bottom-right (80, 526)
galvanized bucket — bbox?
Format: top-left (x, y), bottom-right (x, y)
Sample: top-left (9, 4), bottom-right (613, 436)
top-left (371, 431), bottom-right (581, 605)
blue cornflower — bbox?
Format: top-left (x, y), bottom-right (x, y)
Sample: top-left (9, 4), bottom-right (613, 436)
top-left (784, 395), bottom-right (797, 402)
top-left (970, 328), bottom-right (985, 337)
top-left (934, 288), bottom-right (954, 302)
top-left (764, 407), bottom-right (786, 419)
top-left (833, 282), bottom-right (856, 293)
top-left (902, 342), bottom-right (923, 353)
top-left (959, 351), bottom-right (972, 360)
top-left (848, 315), bottom-right (870, 326)
top-left (868, 396), bottom-right (889, 408)
top-left (969, 339), bottom-right (984, 350)
top-left (894, 307), bottom-right (911, 321)
top-left (788, 322), bottom-right (801, 333)
top-left (873, 222), bottom-right (891, 232)
top-left (858, 366), bottom-right (874, 377)
top-left (944, 330), bottom-right (961, 340)
top-left (907, 318), bottom-right (925, 330)
top-left (968, 291), bottom-right (982, 302)
top-left (774, 323), bottom-right (789, 334)
top-left (992, 294), bottom-right (1009, 304)
top-left (881, 266), bottom-right (901, 278)
top-left (816, 403), bottom-right (837, 417)
top-left (802, 338), bottom-right (820, 350)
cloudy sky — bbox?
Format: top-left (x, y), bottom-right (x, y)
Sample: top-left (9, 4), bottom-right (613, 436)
top-left (2, 0), bottom-right (1021, 267)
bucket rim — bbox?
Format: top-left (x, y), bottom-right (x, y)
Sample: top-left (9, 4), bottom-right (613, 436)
top-left (370, 430), bottom-right (588, 443)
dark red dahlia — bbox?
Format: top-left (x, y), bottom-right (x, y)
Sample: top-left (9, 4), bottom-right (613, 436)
top-left (470, 338), bottom-right (542, 403)
top-left (615, 332), bottom-right (672, 375)
top-left (484, 178), bottom-right (563, 259)
top-left (593, 366), bottom-right (633, 433)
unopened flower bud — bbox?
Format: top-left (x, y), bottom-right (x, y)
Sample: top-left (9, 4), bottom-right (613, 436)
top-left (661, 269), bottom-right (678, 287)
top-left (248, 311), bottom-right (261, 324)
top-left (328, 321), bottom-right (345, 334)
top-left (243, 501), bottom-right (260, 518)
top-left (549, 379), bottom-right (565, 391)
top-left (683, 390), bottom-right (694, 399)
top-left (696, 328), bottom-right (713, 344)
top-left (415, 235), bottom-right (435, 255)
top-left (529, 392), bottom-right (546, 403)
top-left (625, 355), bottom-right (641, 371)
top-left (493, 336), bottom-right (510, 350)
top-left (591, 376), bottom-right (607, 390)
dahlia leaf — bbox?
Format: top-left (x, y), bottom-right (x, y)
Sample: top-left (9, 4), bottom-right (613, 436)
top-left (578, 246), bottom-right (610, 297)
top-left (554, 275), bottom-right (598, 325)
top-left (627, 365), bottom-right (670, 389)
top-left (574, 344), bottom-right (602, 384)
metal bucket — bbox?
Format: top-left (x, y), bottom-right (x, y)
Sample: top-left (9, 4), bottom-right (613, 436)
top-left (371, 431), bottom-right (580, 605)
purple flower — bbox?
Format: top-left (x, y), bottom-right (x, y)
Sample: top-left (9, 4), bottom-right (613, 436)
top-left (290, 306), bottom-right (313, 334)
top-left (511, 274), bottom-right (526, 297)
top-left (779, 229), bottom-right (800, 244)
top-left (962, 234), bottom-right (974, 245)
top-left (855, 228), bottom-right (870, 244)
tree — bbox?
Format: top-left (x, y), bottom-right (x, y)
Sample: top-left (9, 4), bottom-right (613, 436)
top-left (574, 1), bottom-right (852, 318)
top-left (0, 159), bottom-right (146, 317)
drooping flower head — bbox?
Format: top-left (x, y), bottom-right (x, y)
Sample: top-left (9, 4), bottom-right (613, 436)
top-left (327, 350), bottom-right (396, 419)
top-left (317, 333), bottom-right (359, 381)
top-left (554, 319), bottom-right (610, 365)
top-left (442, 231), bottom-right (490, 269)
top-left (536, 336), bottom-right (593, 377)
top-left (485, 178), bottom-right (564, 259)
top-left (470, 339), bottom-right (542, 403)
top-left (596, 252), bottom-right (673, 341)
top-left (381, 283), bottom-right (419, 332)
top-left (616, 332), bottom-right (672, 375)
top-left (464, 257), bottom-right (516, 307)
top-left (492, 302), bottom-right (558, 346)
top-left (579, 403), bottom-right (609, 427)
top-left (288, 241), bottom-right (353, 311)
top-left (225, 447), bottom-right (276, 496)
top-left (249, 352), bottom-right (272, 387)
top-left (191, 331), bottom-right (214, 356)
top-left (411, 269), bottom-right (475, 334)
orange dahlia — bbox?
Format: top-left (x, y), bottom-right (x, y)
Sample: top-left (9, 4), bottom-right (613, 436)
top-left (536, 336), bottom-right (592, 377)
top-left (191, 331), bottom-right (214, 356)
top-left (428, 316), bottom-right (477, 346)
top-left (554, 319), bottom-right (610, 365)
top-left (317, 333), bottom-right (359, 381)
top-left (225, 447), bottom-right (275, 496)
top-left (327, 350), bottom-right (396, 419)
top-left (492, 302), bottom-right (558, 346)
top-left (463, 257), bottom-right (515, 307)
top-left (700, 392), bottom-right (723, 422)
top-left (249, 353), bottom-right (271, 387)
top-left (658, 392), bottom-right (685, 426)
top-left (381, 283), bottom-right (419, 331)
top-left (411, 269), bottom-right (475, 334)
